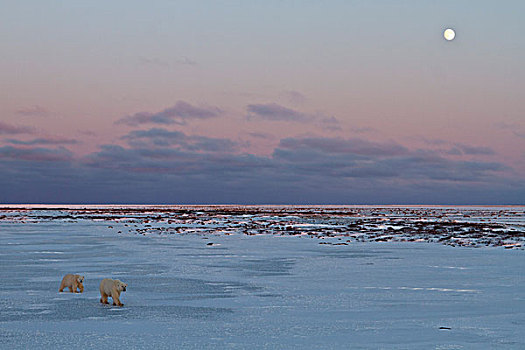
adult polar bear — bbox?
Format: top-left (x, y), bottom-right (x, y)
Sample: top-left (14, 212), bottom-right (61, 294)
top-left (59, 274), bottom-right (84, 293)
top-left (100, 278), bottom-right (127, 307)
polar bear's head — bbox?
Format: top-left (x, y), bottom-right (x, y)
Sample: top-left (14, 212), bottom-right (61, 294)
top-left (77, 276), bottom-right (84, 284)
top-left (115, 280), bottom-right (127, 292)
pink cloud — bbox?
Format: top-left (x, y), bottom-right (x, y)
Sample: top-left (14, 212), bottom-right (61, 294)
top-left (0, 122), bottom-right (34, 135)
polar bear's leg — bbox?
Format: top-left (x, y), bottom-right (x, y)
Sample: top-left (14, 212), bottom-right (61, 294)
top-left (58, 281), bottom-right (65, 292)
top-left (111, 290), bottom-right (123, 307)
top-left (68, 285), bottom-right (74, 293)
top-left (78, 283), bottom-right (84, 293)
top-left (100, 293), bottom-right (109, 304)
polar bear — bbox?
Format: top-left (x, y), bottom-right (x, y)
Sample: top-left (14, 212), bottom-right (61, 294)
top-left (59, 274), bottom-right (84, 293)
top-left (99, 278), bottom-right (127, 307)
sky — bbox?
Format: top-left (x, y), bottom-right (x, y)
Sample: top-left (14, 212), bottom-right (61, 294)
top-left (1, 0), bottom-right (524, 204)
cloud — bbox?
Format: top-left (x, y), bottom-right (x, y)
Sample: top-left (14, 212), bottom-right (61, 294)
top-left (77, 130), bottom-right (97, 137)
top-left (272, 137), bottom-right (510, 184)
top-left (121, 128), bottom-right (239, 153)
top-left (516, 131), bottom-right (525, 139)
top-left (454, 143), bottom-right (495, 156)
top-left (416, 138), bottom-right (497, 156)
top-left (246, 103), bottom-right (314, 122)
top-left (176, 57), bottom-right (197, 66)
top-left (6, 137), bottom-right (78, 146)
top-left (280, 90), bottom-right (307, 105)
top-left (115, 101), bottom-right (223, 126)
top-left (415, 137), bottom-right (448, 145)
top-left (84, 143), bottom-right (271, 177)
top-left (494, 121), bottom-right (519, 130)
top-left (15, 106), bottom-right (49, 117)
top-left (0, 134), bottom-right (522, 204)
top-left (278, 137), bottom-right (409, 157)
top-left (138, 57), bottom-right (169, 68)
top-left (446, 147), bottom-right (462, 156)
top-left (246, 103), bottom-right (341, 132)
top-left (247, 132), bottom-right (275, 140)
top-left (494, 121), bottom-right (525, 139)
top-left (319, 116), bottom-right (342, 131)
top-left (0, 146), bottom-right (73, 162)
top-left (0, 122), bottom-right (34, 135)
top-left (86, 135), bottom-right (509, 186)
top-left (378, 152), bottom-right (506, 182)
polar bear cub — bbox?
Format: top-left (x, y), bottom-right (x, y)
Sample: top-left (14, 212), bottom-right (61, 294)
top-left (99, 278), bottom-right (127, 307)
top-left (59, 274), bottom-right (84, 293)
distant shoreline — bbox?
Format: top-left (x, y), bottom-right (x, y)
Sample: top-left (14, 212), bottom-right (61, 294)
top-left (1, 203), bottom-right (524, 208)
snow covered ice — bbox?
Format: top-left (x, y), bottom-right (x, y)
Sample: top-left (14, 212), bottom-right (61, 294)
top-left (0, 206), bottom-right (524, 349)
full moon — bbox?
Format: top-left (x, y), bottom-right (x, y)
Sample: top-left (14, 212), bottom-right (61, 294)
top-left (444, 28), bottom-right (456, 41)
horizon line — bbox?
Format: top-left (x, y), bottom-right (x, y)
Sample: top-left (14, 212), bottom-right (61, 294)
top-left (0, 203), bottom-right (523, 207)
